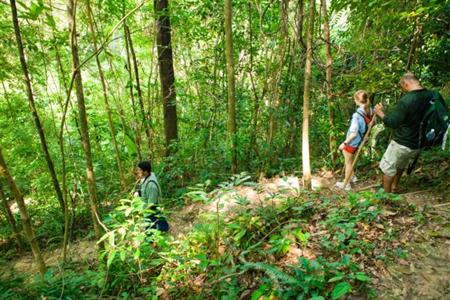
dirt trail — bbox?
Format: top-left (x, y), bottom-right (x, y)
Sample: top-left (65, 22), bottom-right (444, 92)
top-left (169, 174), bottom-right (450, 299)
top-left (2, 173), bottom-right (449, 300)
top-left (1, 239), bottom-right (98, 282)
top-left (375, 190), bottom-right (450, 299)
top-left (168, 175), bottom-right (326, 238)
top-left (2, 175), bottom-right (308, 279)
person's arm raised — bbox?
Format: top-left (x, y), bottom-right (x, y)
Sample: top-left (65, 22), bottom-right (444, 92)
top-left (376, 101), bottom-right (406, 129)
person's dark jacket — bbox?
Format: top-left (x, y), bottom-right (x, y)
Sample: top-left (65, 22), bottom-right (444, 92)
top-left (383, 89), bottom-right (446, 149)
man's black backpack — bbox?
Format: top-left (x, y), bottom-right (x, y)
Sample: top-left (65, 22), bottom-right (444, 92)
top-left (418, 91), bottom-right (450, 149)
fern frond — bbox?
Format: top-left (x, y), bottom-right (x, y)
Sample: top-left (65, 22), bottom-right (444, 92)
top-left (243, 262), bottom-right (297, 285)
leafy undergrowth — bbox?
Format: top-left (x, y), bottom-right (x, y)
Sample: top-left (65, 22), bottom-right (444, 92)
top-left (151, 190), bottom-right (423, 299)
top-left (2, 180), bottom-right (429, 300)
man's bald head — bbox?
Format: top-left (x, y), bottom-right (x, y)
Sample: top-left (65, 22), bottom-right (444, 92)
top-left (399, 72), bottom-right (422, 92)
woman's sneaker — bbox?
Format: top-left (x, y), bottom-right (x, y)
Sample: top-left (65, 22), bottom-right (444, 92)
top-left (335, 181), bottom-right (351, 191)
top-left (351, 175), bottom-right (358, 183)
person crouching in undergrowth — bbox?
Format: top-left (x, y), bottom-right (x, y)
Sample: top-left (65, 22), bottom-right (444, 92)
top-left (336, 90), bottom-right (374, 191)
top-left (134, 161), bottom-right (169, 233)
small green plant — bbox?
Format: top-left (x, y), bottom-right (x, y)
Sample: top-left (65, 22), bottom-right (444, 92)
top-left (184, 179), bottom-right (212, 203)
top-left (248, 255), bottom-right (372, 299)
top-left (98, 197), bottom-right (171, 295)
top-left (268, 233), bottom-right (292, 255)
top-left (294, 228), bottom-right (311, 248)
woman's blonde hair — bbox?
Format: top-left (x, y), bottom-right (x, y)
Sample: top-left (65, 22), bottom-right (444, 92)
top-left (354, 90), bottom-right (370, 115)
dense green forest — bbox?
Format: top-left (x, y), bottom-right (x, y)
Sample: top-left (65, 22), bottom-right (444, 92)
top-left (0, 0), bottom-right (449, 298)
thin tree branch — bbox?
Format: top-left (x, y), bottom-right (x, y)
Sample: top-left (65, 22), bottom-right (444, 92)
top-left (60, 0), bottom-right (147, 140)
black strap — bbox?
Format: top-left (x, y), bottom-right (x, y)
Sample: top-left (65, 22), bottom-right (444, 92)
top-left (147, 179), bottom-right (161, 195)
top-left (355, 111), bottom-right (368, 139)
top-left (431, 90), bottom-right (440, 102)
top-left (355, 111), bottom-right (366, 119)
top-left (407, 151), bottom-right (421, 175)
top-left (140, 176), bottom-right (161, 203)
top-left (417, 92), bottom-right (439, 148)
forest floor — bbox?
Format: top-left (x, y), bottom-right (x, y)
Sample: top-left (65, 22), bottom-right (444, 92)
top-left (2, 163), bottom-right (449, 299)
top-left (167, 171), bottom-right (450, 299)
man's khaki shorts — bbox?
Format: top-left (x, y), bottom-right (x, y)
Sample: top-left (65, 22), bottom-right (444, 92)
top-left (380, 140), bottom-right (420, 177)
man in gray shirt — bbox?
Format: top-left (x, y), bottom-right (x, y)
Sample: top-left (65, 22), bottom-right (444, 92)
top-left (135, 161), bottom-right (161, 204)
top-left (135, 161), bottom-right (168, 232)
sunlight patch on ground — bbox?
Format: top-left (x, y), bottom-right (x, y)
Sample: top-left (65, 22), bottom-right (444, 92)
top-left (5, 239), bottom-right (98, 280)
top-left (169, 174), bottom-right (335, 238)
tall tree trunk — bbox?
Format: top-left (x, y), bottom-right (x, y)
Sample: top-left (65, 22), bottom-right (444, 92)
top-left (41, 33), bottom-right (70, 264)
top-left (124, 24), bottom-right (153, 159)
top-left (85, 0), bottom-right (127, 189)
top-left (282, 0), bottom-right (304, 161)
top-left (47, 4), bottom-right (73, 261)
top-left (154, 0), bottom-right (178, 155)
top-left (0, 181), bottom-right (24, 251)
top-left (296, 0), bottom-right (306, 49)
top-left (248, 2), bottom-right (261, 164)
top-left (0, 146), bottom-right (46, 278)
top-left (67, 0), bottom-right (102, 241)
top-left (302, 0), bottom-right (315, 190)
top-left (123, 20), bottom-right (143, 162)
top-left (9, 0), bottom-right (66, 216)
top-left (224, 0), bottom-right (237, 173)
top-left (268, 0), bottom-right (290, 167)
top-left (320, 0), bottom-right (337, 165)
top-left (53, 26), bottom-right (82, 141)
top-left (50, 10), bottom-right (84, 261)
top-left (146, 42), bottom-right (158, 153)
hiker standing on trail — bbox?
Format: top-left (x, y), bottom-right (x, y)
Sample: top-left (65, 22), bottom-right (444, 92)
top-left (374, 72), bottom-right (447, 193)
top-left (336, 90), bottom-right (374, 191)
top-left (135, 161), bottom-right (169, 232)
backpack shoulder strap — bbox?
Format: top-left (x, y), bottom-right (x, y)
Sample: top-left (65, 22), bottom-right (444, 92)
top-left (431, 90), bottom-right (440, 101)
top-left (355, 111), bottom-right (365, 119)
top-left (431, 91), bottom-right (449, 112)
top-left (354, 111), bottom-right (368, 136)
top-left (147, 179), bottom-right (161, 195)
top-left (356, 111), bottom-right (371, 123)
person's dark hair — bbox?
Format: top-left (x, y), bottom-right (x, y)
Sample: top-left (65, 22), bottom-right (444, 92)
top-left (137, 161), bottom-right (151, 173)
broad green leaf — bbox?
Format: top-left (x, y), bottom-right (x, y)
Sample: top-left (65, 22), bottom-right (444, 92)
top-left (98, 232), bottom-right (111, 244)
top-left (45, 14), bottom-right (56, 29)
top-left (107, 250), bottom-right (117, 268)
top-left (331, 282), bottom-right (352, 300)
top-left (328, 274), bottom-right (345, 282)
top-left (355, 272), bottom-right (371, 282)
top-left (99, 251), bottom-right (108, 261)
top-left (109, 231), bottom-right (115, 246)
top-left (119, 250), bottom-right (126, 261)
top-left (251, 284), bottom-right (269, 300)
top-left (134, 248), bottom-right (141, 259)
top-left (28, 1), bottom-right (44, 20)
top-left (234, 229), bottom-right (246, 241)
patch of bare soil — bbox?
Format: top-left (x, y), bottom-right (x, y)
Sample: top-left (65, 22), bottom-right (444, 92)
top-left (4, 168), bottom-right (448, 300)
top-left (376, 190), bottom-right (450, 299)
top-left (1, 239), bottom-right (98, 281)
top-left (168, 171), bottom-right (450, 299)
top-left (168, 175), bottom-right (314, 238)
